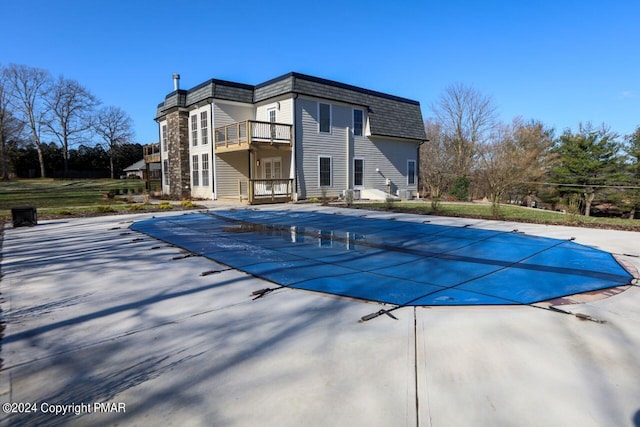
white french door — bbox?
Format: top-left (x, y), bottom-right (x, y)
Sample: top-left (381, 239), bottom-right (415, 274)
top-left (259, 157), bottom-right (282, 194)
top-left (262, 157), bottom-right (282, 180)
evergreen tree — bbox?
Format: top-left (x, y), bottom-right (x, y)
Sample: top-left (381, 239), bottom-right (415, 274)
top-left (550, 123), bottom-right (622, 216)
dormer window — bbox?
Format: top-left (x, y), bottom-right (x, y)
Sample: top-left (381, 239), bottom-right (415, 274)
top-left (353, 109), bottom-right (363, 136)
top-left (318, 103), bottom-right (331, 133)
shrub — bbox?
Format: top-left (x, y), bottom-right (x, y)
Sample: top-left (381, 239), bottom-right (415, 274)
top-left (431, 197), bottom-right (441, 212)
top-left (159, 201), bottom-right (173, 210)
top-left (181, 200), bottom-right (196, 208)
top-left (344, 190), bottom-right (354, 207)
top-left (95, 206), bottom-right (116, 213)
top-left (384, 196), bottom-right (396, 210)
top-left (451, 176), bottom-right (470, 201)
top-left (320, 188), bottom-right (328, 205)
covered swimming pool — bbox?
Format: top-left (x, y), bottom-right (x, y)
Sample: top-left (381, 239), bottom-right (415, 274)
top-left (130, 209), bottom-right (635, 308)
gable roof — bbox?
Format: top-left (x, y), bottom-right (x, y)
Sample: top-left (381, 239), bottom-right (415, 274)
top-left (156, 72), bottom-right (426, 142)
top-left (124, 159), bottom-right (161, 171)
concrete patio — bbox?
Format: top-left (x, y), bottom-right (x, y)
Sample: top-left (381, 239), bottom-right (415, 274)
top-left (1, 204), bottom-right (639, 426)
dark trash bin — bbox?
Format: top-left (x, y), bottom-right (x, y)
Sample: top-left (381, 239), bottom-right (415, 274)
top-left (11, 206), bottom-right (38, 227)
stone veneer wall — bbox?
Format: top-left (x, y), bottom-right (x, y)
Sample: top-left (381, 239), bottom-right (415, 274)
top-left (166, 110), bottom-right (190, 198)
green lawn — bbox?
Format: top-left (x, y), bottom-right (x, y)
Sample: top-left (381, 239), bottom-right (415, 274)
top-left (0, 179), bottom-right (148, 220)
top-left (2, 180), bottom-right (639, 231)
top-left (355, 201), bottom-right (640, 231)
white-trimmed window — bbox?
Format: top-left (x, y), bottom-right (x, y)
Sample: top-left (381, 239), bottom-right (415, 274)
top-left (200, 111), bottom-right (208, 145)
top-left (163, 159), bottom-right (169, 185)
top-left (161, 125), bottom-right (167, 152)
top-left (191, 115), bottom-right (198, 146)
top-left (202, 153), bottom-right (209, 187)
top-left (353, 109), bottom-right (364, 136)
top-left (319, 156), bottom-right (332, 187)
top-left (192, 155), bottom-right (199, 186)
top-left (318, 103), bottom-right (331, 133)
top-left (407, 160), bottom-right (417, 186)
top-left (354, 158), bottom-right (364, 187)
top-left (267, 107), bottom-right (277, 123)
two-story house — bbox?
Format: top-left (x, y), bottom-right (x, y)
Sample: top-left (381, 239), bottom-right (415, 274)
top-left (153, 72), bottom-right (426, 203)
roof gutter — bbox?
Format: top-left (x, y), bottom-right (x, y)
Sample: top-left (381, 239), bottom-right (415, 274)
top-left (293, 93), bottom-right (299, 198)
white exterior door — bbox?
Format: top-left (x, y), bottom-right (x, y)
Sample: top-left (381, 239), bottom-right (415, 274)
top-left (261, 157), bottom-right (282, 194)
top-left (262, 157), bottom-right (282, 180)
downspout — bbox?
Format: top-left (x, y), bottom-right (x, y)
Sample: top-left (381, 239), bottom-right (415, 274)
top-left (346, 126), bottom-right (350, 193)
top-left (211, 101), bottom-right (217, 200)
top-left (293, 93), bottom-right (299, 199)
top-left (417, 139), bottom-right (429, 199)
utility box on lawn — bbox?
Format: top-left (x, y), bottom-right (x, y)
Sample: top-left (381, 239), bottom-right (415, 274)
top-left (11, 206), bottom-right (38, 227)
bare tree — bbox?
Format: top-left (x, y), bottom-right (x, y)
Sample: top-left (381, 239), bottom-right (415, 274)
top-left (421, 119), bottom-right (455, 209)
top-left (4, 63), bottom-right (52, 178)
top-left (432, 83), bottom-right (498, 178)
top-left (476, 118), bottom-right (555, 216)
top-left (0, 65), bottom-right (25, 179)
top-left (510, 118), bottom-right (556, 202)
top-left (44, 76), bottom-right (100, 177)
top-left (94, 106), bottom-right (134, 179)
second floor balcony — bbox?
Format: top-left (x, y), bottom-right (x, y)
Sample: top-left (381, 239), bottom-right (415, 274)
top-left (143, 142), bottom-right (161, 163)
top-left (215, 120), bottom-right (292, 153)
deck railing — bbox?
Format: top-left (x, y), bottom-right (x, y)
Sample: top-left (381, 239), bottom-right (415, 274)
top-left (239, 178), bottom-right (294, 204)
top-left (143, 143), bottom-right (161, 163)
top-left (216, 121), bottom-right (292, 150)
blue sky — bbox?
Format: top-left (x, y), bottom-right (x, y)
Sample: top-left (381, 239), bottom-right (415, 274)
top-left (2, 0), bottom-right (639, 144)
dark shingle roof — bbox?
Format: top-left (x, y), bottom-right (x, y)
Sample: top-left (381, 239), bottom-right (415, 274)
top-left (156, 72), bottom-right (426, 141)
top-left (124, 159), bottom-right (161, 171)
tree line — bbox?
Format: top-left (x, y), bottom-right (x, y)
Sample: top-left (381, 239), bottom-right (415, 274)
top-left (421, 83), bottom-right (640, 219)
top-left (0, 63), bottom-right (137, 179)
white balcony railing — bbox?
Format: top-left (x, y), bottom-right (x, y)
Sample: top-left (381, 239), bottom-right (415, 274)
top-left (215, 121), bottom-right (292, 151)
top-left (239, 178), bottom-right (294, 204)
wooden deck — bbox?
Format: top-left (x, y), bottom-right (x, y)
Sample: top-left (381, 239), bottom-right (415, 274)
top-left (239, 178), bottom-right (294, 204)
top-left (143, 143), bottom-right (161, 164)
top-left (215, 121), bottom-right (292, 153)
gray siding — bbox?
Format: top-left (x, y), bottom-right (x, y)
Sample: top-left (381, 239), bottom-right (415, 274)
top-left (255, 96), bottom-right (293, 124)
top-left (296, 97), bottom-right (348, 199)
top-left (212, 102), bottom-right (253, 199)
top-left (212, 102), bottom-right (254, 127)
top-left (215, 152), bottom-right (248, 199)
top-left (354, 137), bottom-right (418, 195)
top-left (294, 96), bottom-right (419, 200)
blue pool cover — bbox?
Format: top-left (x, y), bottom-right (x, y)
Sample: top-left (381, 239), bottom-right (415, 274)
top-left (130, 210), bottom-right (635, 306)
